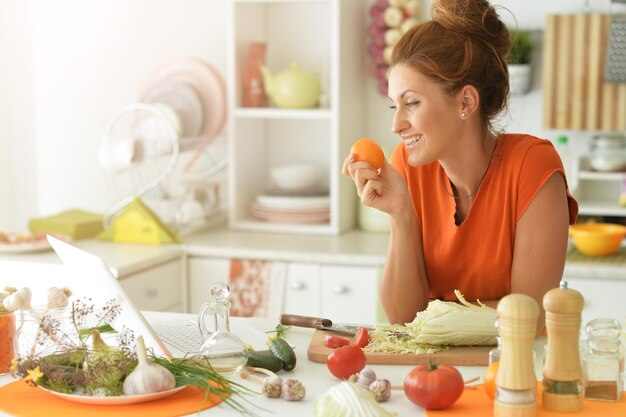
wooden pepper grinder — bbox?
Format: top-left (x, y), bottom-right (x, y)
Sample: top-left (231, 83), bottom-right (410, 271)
top-left (542, 281), bottom-right (584, 412)
top-left (494, 294), bottom-right (539, 417)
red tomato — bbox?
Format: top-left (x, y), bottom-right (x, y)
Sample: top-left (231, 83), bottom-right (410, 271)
top-left (325, 334), bottom-right (350, 349)
top-left (353, 327), bottom-right (370, 348)
top-left (327, 345), bottom-right (366, 380)
top-left (403, 363), bottom-right (464, 410)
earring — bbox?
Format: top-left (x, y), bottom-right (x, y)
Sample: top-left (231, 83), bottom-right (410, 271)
top-left (460, 111), bottom-right (467, 119)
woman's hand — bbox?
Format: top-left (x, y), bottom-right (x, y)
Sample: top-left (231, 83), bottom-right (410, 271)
top-left (342, 154), bottom-right (411, 217)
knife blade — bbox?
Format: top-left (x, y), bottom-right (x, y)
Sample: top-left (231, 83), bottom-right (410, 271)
top-left (280, 314), bottom-right (373, 336)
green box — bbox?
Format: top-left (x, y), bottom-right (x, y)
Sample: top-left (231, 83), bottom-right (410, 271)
top-left (28, 209), bottom-right (104, 240)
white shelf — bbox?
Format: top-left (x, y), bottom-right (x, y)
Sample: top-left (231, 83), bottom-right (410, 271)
top-left (577, 201), bottom-right (626, 217)
top-left (578, 170), bottom-right (626, 181)
top-left (227, 0), bottom-right (365, 235)
top-left (234, 107), bottom-right (333, 120)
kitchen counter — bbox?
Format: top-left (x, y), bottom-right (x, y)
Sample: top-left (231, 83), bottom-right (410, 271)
top-left (0, 313), bottom-right (549, 417)
top-left (1, 227), bottom-right (624, 276)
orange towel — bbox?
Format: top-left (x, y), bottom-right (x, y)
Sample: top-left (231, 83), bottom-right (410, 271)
top-left (0, 381), bottom-right (223, 417)
top-left (426, 384), bottom-right (626, 417)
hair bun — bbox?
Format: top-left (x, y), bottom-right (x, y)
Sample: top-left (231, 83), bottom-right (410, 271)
top-left (431, 0), bottom-right (511, 57)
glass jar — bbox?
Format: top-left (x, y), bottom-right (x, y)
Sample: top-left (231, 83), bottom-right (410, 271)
top-left (589, 135), bottom-right (626, 172)
top-left (14, 306), bottom-right (76, 360)
top-left (583, 317), bottom-right (624, 402)
top-left (0, 311), bottom-right (16, 374)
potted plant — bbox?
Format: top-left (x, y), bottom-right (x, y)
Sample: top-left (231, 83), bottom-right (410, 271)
top-left (507, 29), bottom-right (535, 95)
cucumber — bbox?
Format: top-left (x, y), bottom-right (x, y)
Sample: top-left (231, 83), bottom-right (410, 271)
top-left (269, 338), bottom-right (297, 371)
top-left (246, 350), bottom-right (284, 373)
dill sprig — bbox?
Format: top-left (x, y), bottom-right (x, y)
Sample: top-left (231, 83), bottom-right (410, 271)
top-left (151, 356), bottom-right (264, 416)
top-left (266, 324), bottom-right (290, 339)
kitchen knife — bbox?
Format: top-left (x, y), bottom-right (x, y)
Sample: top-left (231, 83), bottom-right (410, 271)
top-left (280, 314), bottom-right (373, 336)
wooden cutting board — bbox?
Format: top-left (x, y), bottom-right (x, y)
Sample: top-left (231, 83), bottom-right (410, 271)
top-left (543, 13), bottom-right (626, 131)
top-left (307, 330), bottom-right (492, 366)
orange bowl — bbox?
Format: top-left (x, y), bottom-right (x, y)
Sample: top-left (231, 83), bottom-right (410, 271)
top-left (569, 223), bottom-right (626, 256)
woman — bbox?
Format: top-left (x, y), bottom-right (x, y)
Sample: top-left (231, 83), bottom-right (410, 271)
top-left (343, 0), bottom-right (577, 328)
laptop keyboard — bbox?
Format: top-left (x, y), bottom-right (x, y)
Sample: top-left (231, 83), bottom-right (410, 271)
top-left (151, 319), bottom-right (204, 356)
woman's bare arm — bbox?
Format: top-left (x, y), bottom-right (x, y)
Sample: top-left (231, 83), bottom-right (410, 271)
top-left (510, 173), bottom-right (570, 334)
top-left (380, 208), bottom-right (430, 324)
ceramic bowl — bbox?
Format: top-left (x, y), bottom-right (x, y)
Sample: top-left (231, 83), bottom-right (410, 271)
top-left (271, 164), bottom-right (321, 191)
top-left (569, 222), bottom-right (626, 256)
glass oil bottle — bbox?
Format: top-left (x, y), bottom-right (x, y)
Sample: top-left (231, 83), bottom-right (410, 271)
top-left (542, 281), bottom-right (584, 412)
top-left (197, 282), bottom-right (248, 375)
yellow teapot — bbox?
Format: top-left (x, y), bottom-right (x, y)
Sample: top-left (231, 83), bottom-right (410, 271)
top-left (260, 61), bottom-right (320, 109)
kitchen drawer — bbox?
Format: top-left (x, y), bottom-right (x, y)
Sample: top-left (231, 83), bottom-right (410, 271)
top-left (565, 276), bottom-right (626, 326)
top-left (187, 257), bottom-right (230, 313)
top-left (284, 262), bottom-right (321, 316)
top-left (119, 259), bottom-right (182, 312)
top-left (320, 265), bottom-right (379, 325)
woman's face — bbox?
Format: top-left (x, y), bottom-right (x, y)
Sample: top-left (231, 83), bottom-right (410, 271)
top-left (388, 63), bottom-right (462, 166)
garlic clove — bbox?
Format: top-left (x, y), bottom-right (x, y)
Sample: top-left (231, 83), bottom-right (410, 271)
top-left (46, 287), bottom-right (72, 309)
top-left (2, 287), bottom-right (32, 312)
top-left (123, 335), bottom-right (176, 396)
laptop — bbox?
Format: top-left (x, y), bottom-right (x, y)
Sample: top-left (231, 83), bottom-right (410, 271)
top-left (46, 235), bottom-right (266, 357)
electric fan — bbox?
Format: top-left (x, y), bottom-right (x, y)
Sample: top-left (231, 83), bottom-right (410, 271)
top-left (99, 58), bottom-right (228, 234)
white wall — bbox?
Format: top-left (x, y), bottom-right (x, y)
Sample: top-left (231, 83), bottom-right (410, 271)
top-left (0, 0), bottom-right (618, 231)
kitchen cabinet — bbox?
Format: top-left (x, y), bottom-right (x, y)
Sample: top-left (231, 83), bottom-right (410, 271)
top-left (563, 274), bottom-right (626, 327)
top-left (187, 256), bottom-right (383, 324)
top-left (320, 264), bottom-right (381, 325)
top-left (118, 258), bottom-right (184, 313)
top-left (573, 157), bottom-right (626, 218)
top-left (227, 0), bottom-right (366, 235)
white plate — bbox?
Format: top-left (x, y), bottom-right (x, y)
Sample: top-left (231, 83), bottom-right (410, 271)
top-left (255, 194), bottom-right (330, 210)
top-left (39, 386), bottom-right (186, 405)
top-left (140, 58), bottom-right (227, 150)
top-left (0, 241), bottom-right (51, 254)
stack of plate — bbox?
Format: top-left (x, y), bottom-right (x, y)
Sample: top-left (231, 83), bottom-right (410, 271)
top-left (251, 194), bottom-right (330, 224)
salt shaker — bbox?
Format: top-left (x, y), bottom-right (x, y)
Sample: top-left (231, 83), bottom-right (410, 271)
top-left (542, 281), bottom-right (584, 412)
top-left (583, 317), bottom-right (624, 402)
top-left (494, 294), bottom-right (539, 417)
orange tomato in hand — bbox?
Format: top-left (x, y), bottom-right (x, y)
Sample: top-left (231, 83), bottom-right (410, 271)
top-left (483, 361), bottom-right (499, 400)
top-left (350, 138), bottom-right (385, 170)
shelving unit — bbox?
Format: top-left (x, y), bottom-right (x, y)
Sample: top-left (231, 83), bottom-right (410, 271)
top-left (573, 157), bottom-right (626, 218)
top-left (226, 0), bottom-right (366, 235)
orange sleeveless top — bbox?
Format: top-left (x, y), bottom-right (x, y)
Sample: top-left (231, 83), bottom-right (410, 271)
top-left (390, 134), bottom-right (578, 302)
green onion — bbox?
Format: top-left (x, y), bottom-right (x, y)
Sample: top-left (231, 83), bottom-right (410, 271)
top-left (151, 356), bottom-right (265, 416)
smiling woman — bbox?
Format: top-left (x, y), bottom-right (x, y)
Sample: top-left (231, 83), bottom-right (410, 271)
top-left (343, 0), bottom-right (578, 330)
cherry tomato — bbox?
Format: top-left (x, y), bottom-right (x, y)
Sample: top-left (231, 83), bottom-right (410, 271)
top-left (353, 327), bottom-right (370, 348)
top-left (324, 334), bottom-right (350, 349)
top-left (327, 345), bottom-right (366, 380)
top-left (483, 361), bottom-right (499, 400)
top-left (403, 362), bottom-right (464, 410)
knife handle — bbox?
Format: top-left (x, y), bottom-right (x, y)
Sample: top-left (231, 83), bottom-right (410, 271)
top-left (280, 314), bottom-right (332, 329)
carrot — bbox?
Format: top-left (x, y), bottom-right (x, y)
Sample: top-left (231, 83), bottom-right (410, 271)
top-left (0, 312), bottom-right (16, 373)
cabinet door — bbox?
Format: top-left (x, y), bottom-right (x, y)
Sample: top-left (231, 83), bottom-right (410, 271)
top-left (187, 257), bottom-right (231, 313)
top-left (284, 262), bottom-right (321, 316)
top-left (119, 259), bottom-right (183, 313)
top-left (320, 265), bottom-right (379, 325)
top-left (565, 276), bottom-right (626, 325)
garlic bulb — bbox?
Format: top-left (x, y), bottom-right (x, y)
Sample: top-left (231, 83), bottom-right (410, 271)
top-left (262, 375), bottom-right (283, 398)
top-left (46, 287), bottom-right (72, 309)
top-left (356, 368), bottom-right (377, 390)
top-left (2, 287), bottom-right (32, 312)
top-left (281, 378), bottom-right (306, 401)
top-left (123, 336), bottom-right (176, 395)
top-left (369, 378), bottom-right (392, 402)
